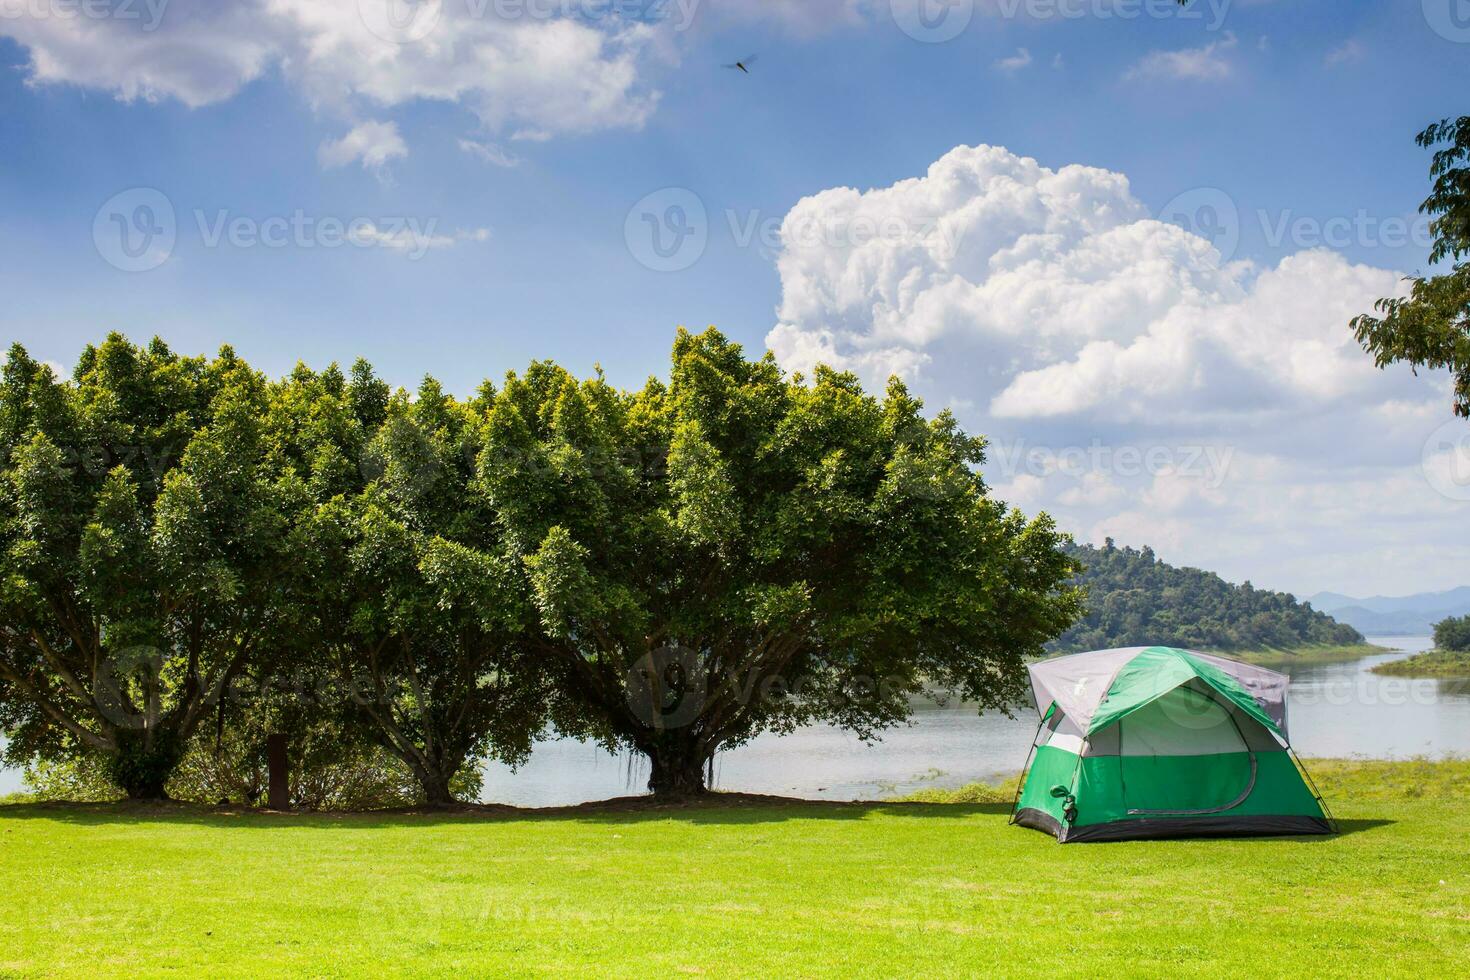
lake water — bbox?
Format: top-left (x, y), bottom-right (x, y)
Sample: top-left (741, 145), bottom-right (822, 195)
top-left (3, 637), bottom-right (1464, 803)
top-left (479, 635), bottom-right (1470, 806)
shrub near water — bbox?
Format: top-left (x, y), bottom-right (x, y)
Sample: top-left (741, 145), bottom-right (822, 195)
top-left (1433, 615), bottom-right (1470, 653)
top-left (894, 777), bottom-right (1019, 804)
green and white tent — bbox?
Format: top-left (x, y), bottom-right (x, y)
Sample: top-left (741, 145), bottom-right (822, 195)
top-left (1012, 646), bottom-right (1334, 842)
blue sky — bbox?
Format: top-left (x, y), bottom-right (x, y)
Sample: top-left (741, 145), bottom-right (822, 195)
top-left (1, 0), bottom-right (1468, 597)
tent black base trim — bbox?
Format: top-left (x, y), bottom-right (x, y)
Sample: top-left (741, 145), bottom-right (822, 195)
top-left (1014, 807), bottom-right (1334, 843)
top-left (1013, 807), bottom-right (1065, 838)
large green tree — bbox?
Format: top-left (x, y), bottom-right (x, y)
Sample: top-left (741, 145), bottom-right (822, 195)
top-left (479, 328), bottom-right (1080, 797)
top-left (280, 365), bottom-right (549, 805)
top-left (1352, 116), bottom-right (1470, 414)
top-left (0, 336), bottom-right (292, 798)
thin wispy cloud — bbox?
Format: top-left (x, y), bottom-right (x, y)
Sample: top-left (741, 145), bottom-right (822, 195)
top-left (459, 139), bottom-right (520, 169)
top-left (993, 48), bottom-right (1032, 74)
top-left (353, 223), bottom-right (490, 259)
top-left (1124, 32), bottom-right (1238, 82)
top-left (319, 121), bottom-right (407, 174)
top-left (1325, 40), bottom-right (1365, 67)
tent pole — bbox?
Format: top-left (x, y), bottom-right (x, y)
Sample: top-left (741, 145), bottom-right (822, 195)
top-left (1289, 746), bottom-right (1338, 833)
top-left (1008, 715), bottom-right (1045, 825)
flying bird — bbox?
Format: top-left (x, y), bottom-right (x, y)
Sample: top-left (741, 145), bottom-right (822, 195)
top-left (724, 55), bottom-right (758, 74)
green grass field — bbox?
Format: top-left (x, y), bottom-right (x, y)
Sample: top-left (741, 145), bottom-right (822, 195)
top-left (3, 760), bottom-right (1468, 977)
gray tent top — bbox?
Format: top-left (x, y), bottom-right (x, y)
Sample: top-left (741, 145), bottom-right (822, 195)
top-left (1026, 645), bottom-right (1291, 737)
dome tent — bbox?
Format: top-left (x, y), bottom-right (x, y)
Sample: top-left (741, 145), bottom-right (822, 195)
top-left (1011, 646), bottom-right (1335, 843)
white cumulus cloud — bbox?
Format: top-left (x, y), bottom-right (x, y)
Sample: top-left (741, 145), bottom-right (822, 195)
top-left (766, 143), bottom-right (1408, 425)
top-left (764, 143), bottom-right (1458, 595)
top-left (0, 0), bottom-right (658, 145)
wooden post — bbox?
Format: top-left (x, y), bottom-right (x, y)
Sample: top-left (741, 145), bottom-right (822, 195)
top-left (267, 733), bottom-right (289, 811)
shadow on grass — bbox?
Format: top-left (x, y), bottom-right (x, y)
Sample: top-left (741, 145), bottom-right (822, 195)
top-left (1325, 818), bottom-right (1396, 837)
top-left (0, 795), bottom-right (1017, 830)
top-left (0, 799), bottom-right (1400, 842)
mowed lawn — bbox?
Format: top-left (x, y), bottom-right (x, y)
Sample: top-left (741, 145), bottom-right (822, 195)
top-left (2, 787), bottom-right (1468, 977)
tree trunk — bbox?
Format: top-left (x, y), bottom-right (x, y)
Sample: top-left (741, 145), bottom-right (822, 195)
top-left (644, 736), bottom-right (710, 798)
top-left (122, 773), bottom-right (171, 801)
top-left (404, 746), bottom-right (467, 808)
top-left (420, 767), bottom-right (458, 807)
top-left (108, 728), bottom-right (184, 801)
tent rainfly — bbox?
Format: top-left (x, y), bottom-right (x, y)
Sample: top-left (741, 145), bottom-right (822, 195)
top-left (1011, 646), bottom-right (1335, 842)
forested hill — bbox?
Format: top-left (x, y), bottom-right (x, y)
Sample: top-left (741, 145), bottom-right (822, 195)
top-left (1050, 540), bottom-right (1364, 654)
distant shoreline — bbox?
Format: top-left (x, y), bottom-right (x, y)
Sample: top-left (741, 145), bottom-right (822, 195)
top-left (1225, 642), bottom-right (1391, 666)
top-left (1043, 643), bottom-right (1391, 667)
top-left (1371, 650), bottom-right (1470, 678)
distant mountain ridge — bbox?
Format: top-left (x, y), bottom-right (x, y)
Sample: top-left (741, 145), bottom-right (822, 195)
top-left (1307, 587), bottom-right (1470, 636)
top-left (1051, 540), bottom-right (1363, 654)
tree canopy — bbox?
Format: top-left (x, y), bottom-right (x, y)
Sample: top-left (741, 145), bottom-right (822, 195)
top-left (1051, 539), bottom-right (1362, 654)
top-left (1352, 116), bottom-right (1470, 415)
top-left (0, 336), bottom-right (292, 798)
top-left (0, 329), bottom-right (1081, 801)
top-left (282, 366), bottom-right (551, 804)
top-left (480, 329), bottom-right (1081, 794)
